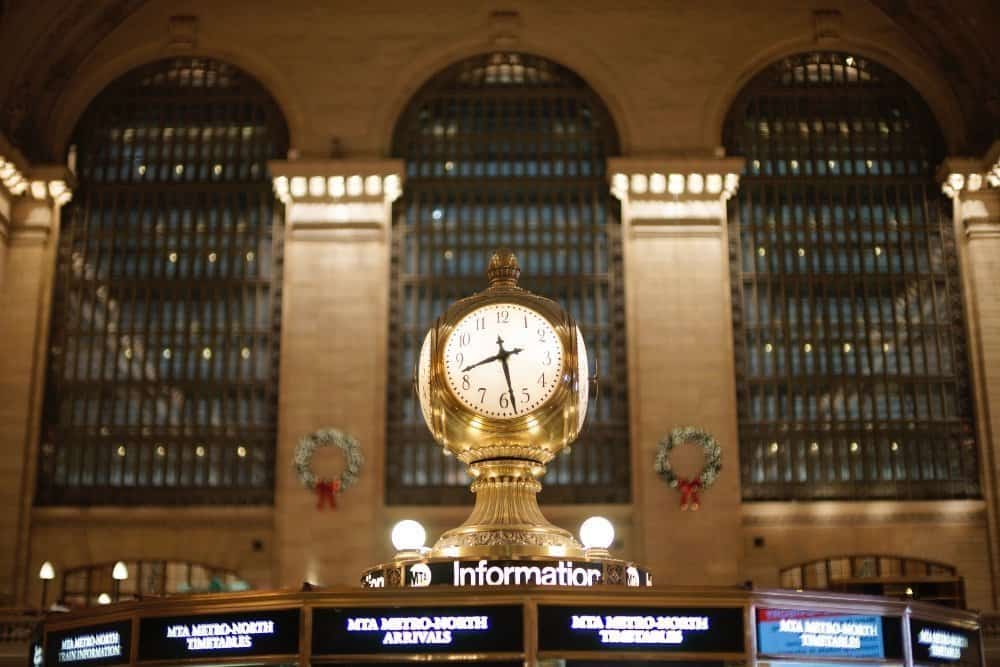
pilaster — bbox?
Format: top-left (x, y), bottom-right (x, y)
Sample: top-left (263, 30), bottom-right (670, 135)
top-left (609, 156), bottom-right (745, 585)
top-left (268, 159), bottom-right (403, 587)
top-left (0, 144), bottom-right (74, 603)
top-left (940, 142), bottom-right (1000, 609)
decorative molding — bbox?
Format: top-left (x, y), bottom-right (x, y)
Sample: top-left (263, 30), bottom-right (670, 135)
top-left (269, 159), bottom-right (403, 237)
top-left (0, 135), bottom-right (74, 243)
top-left (938, 141), bottom-right (1000, 199)
top-left (167, 14), bottom-right (198, 50)
top-left (742, 500), bottom-right (986, 527)
top-left (8, 201), bottom-right (55, 244)
top-left (0, 133), bottom-right (30, 197)
top-left (0, 189), bottom-right (9, 228)
top-left (488, 10), bottom-right (522, 47)
top-left (608, 156), bottom-right (743, 235)
top-left (812, 9), bottom-right (843, 43)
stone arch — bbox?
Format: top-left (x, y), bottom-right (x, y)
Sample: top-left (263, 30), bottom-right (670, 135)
top-left (705, 38), bottom-right (966, 154)
top-left (47, 46), bottom-right (302, 160)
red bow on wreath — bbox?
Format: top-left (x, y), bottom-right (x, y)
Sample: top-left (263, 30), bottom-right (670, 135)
top-left (315, 479), bottom-right (341, 510)
top-left (677, 478), bottom-right (701, 511)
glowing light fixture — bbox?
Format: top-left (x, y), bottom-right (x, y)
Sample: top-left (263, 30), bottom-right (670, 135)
top-left (391, 520), bottom-right (429, 559)
top-left (579, 516), bottom-right (614, 553)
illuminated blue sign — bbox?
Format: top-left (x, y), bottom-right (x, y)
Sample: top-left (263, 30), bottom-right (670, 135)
top-left (757, 608), bottom-right (901, 659)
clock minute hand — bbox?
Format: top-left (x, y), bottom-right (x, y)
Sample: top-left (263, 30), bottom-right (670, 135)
top-left (499, 354), bottom-right (517, 412)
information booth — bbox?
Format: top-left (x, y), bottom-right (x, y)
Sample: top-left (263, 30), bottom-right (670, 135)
top-left (36, 252), bottom-right (985, 667)
top-left (39, 586), bottom-right (982, 667)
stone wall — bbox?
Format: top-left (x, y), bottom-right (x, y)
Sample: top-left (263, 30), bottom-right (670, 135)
top-left (0, 0), bottom-right (996, 610)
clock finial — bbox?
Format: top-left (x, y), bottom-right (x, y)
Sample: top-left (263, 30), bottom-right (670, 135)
top-left (486, 248), bottom-right (521, 287)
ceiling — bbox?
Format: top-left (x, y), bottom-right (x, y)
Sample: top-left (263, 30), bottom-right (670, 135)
top-left (0, 0), bottom-right (996, 161)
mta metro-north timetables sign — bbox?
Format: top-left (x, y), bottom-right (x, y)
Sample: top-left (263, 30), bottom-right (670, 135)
top-left (537, 605), bottom-right (745, 653)
top-left (756, 608), bottom-right (903, 660)
top-left (137, 608), bottom-right (300, 661)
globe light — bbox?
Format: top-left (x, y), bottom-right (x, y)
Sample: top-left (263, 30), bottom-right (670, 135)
top-left (97, 593), bottom-right (112, 605)
top-left (580, 516), bottom-right (615, 551)
top-left (391, 520), bottom-right (427, 552)
top-left (38, 562), bottom-right (55, 581)
top-left (112, 561), bottom-right (129, 581)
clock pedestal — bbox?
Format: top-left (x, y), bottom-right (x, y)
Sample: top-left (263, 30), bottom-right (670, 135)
top-left (431, 460), bottom-right (583, 559)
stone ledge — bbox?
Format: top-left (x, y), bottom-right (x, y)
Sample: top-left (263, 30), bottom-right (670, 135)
top-left (742, 499), bottom-right (986, 526)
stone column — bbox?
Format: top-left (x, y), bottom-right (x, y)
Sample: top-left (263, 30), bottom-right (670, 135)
top-left (609, 157), bottom-right (746, 585)
top-left (268, 159), bottom-right (403, 587)
top-left (0, 157), bottom-right (73, 603)
top-left (941, 143), bottom-right (1000, 608)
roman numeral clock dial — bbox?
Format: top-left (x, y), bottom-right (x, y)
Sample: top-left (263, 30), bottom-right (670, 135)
top-left (443, 304), bottom-right (564, 419)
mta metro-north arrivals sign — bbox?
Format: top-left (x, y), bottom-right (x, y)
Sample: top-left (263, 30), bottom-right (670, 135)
top-left (45, 621), bottom-right (131, 666)
top-left (756, 608), bottom-right (903, 660)
top-left (312, 605), bottom-right (524, 655)
top-left (137, 608), bottom-right (300, 661)
top-left (537, 605), bottom-right (745, 653)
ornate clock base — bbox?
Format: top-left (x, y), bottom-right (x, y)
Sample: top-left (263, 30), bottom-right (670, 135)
top-left (431, 460), bottom-right (584, 559)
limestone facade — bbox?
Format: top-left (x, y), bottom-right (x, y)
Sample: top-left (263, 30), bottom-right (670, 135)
top-left (0, 0), bottom-right (997, 613)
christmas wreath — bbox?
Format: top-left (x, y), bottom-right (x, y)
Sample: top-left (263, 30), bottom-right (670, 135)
top-left (654, 426), bottom-right (722, 511)
top-left (294, 428), bottom-right (363, 510)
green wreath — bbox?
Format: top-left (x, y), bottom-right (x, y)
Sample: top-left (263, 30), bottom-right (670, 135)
top-left (654, 426), bottom-right (722, 490)
top-left (294, 429), bottom-right (363, 508)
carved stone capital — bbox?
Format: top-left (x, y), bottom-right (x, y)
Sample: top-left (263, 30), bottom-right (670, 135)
top-left (269, 158), bottom-right (404, 238)
top-left (607, 156), bottom-right (743, 236)
top-left (939, 143), bottom-right (1000, 241)
top-left (2, 133), bottom-right (75, 241)
top-left (938, 140), bottom-right (1000, 199)
top-left (0, 139), bottom-right (75, 243)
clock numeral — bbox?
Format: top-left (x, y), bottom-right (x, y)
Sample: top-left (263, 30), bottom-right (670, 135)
top-left (478, 387), bottom-right (487, 403)
top-left (475, 316), bottom-right (486, 331)
top-left (455, 352), bottom-right (464, 366)
top-left (538, 372), bottom-right (546, 387)
top-left (537, 327), bottom-right (546, 342)
top-left (524, 315), bottom-right (529, 328)
top-left (544, 351), bottom-right (552, 366)
top-left (520, 387), bottom-right (530, 403)
top-left (497, 310), bottom-right (509, 324)
top-left (460, 332), bottom-right (471, 347)
top-left (462, 374), bottom-right (470, 390)
top-left (499, 392), bottom-right (510, 409)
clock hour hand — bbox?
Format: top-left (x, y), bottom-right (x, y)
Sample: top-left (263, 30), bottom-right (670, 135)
top-left (461, 353), bottom-right (501, 373)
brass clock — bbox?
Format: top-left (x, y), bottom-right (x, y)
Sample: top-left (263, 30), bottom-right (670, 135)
top-left (417, 249), bottom-right (588, 466)
top-left (416, 249), bottom-right (591, 558)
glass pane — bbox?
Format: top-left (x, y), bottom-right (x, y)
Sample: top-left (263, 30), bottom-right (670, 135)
top-left (386, 52), bottom-right (629, 504)
top-left (726, 52), bottom-right (978, 501)
top-left (37, 57), bottom-right (288, 506)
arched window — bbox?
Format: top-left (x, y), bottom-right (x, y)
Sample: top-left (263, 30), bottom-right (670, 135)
top-left (780, 554), bottom-right (964, 608)
top-left (61, 560), bottom-right (249, 608)
top-left (386, 52), bottom-right (629, 505)
top-left (725, 53), bottom-right (977, 500)
top-left (37, 58), bottom-right (289, 505)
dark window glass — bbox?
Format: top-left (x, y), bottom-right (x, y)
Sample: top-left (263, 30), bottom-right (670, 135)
top-left (725, 52), bottom-right (977, 500)
top-left (61, 560), bottom-right (249, 608)
top-left (780, 554), bottom-right (965, 608)
top-left (37, 58), bottom-right (288, 505)
top-left (386, 53), bottom-right (629, 504)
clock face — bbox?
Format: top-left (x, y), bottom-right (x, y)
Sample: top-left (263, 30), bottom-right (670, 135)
top-left (417, 331), bottom-right (433, 433)
top-left (575, 326), bottom-right (589, 432)
top-left (443, 303), bottom-right (565, 419)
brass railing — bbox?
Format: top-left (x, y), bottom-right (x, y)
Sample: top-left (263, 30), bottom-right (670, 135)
top-left (982, 610), bottom-right (1000, 666)
top-left (0, 608), bottom-right (42, 661)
